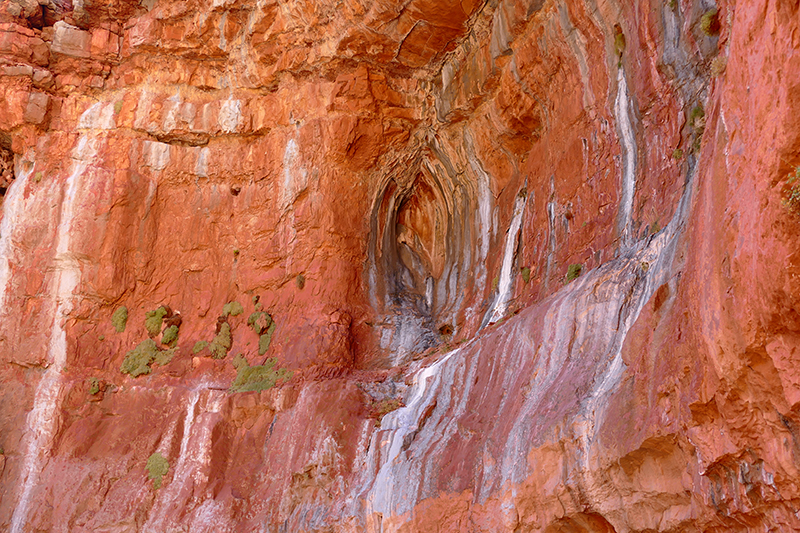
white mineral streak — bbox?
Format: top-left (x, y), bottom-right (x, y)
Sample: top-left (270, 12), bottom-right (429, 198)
top-left (486, 192), bottom-right (527, 325)
top-left (11, 132), bottom-right (93, 533)
top-left (466, 136), bottom-right (494, 299)
top-left (144, 386), bottom-right (228, 532)
top-left (366, 348), bottom-right (461, 516)
top-left (0, 159), bottom-right (32, 309)
top-left (77, 101), bottom-right (116, 130)
top-left (218, 97), bottom-right (241, 133)
top-left (615, 67), bottom-right (637, 246)
top-left (283, 137), bottom-right (308, 208)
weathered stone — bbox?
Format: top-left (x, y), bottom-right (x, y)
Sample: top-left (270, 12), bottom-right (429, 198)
top-left (22, 91), bottom-right (48, 124)
top-left (51, 20), bottom-right (91, 58)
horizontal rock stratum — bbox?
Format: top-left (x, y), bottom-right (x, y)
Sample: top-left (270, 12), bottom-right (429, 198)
top-left (1, 0), bottom-right (799, 531)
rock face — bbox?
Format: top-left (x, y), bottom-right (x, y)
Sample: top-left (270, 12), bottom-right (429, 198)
top-left (1, 0), bottom-right (799, 531)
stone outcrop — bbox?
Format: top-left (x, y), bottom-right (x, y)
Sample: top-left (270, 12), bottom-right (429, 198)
top-left (1, 0), bottom-right (799, 531)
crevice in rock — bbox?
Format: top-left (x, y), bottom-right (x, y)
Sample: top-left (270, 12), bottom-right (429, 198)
top-left (152, 131), bottom-right (210, 148)
top-left (0, 134), bottom-right (15, 196)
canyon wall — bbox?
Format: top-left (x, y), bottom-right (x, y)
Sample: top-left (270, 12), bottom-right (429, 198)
top-left (1, 0), bottom-right (799, 531)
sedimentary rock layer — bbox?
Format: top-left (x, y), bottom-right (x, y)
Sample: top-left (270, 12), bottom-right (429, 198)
top-left (0, 0), bottom-right (799, 531)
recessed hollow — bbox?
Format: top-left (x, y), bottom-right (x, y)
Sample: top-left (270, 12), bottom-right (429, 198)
top-left (0, 136), bottom-right (15, 196)
top-left (368, 162), bottom-right (457, 362)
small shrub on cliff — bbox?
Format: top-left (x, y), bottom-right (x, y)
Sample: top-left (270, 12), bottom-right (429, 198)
top-left (700, 8), bottom-right (720, 36)
top-left (222, 301), bottom-right (244, 317)
top-left (192, 340), bottom-right (208, 354)
top-left (112, 306), bottom-right (128, 333)
top-left (247, 311), bottom-right (272, 334)
top-left (146, 452), bottom-right (169, 489)
top-left (566, 263), bottom-right (583, 283)
top-left (784, 167), bottom-right (800, 214)
top-left (121, 339), bottom-right (175, 376)
top-left (209, 322), bottom-right (232, 359)
top-left (690, 105), bottom-right (706, 152)
top-left (258, 322), bottom-right (277, 355)
top-left (161, 325), bottom-right (179, 347)
top-left (520, 267), bottom-right (531, 284)
top-left (88, 377), bottom-right (100, 395)
top-left (690, 105), bottom-right (706, 131)
top-left (154, 346), bottom-right (177, 366)
top-left (229, 357), bottom-right (292, 393)
top-left (369, 398), bottom-right (404, 427)
top-left (710, 55), bottom-right (727, 77)
top-left (232, 353), bottom-right (248, 370)
top-left (614, 27), bottom-right (626, 58)
top-left (145, 306), bottom-right (167, 337)
top-left (651, 220), bottom-right (661, 234)
top-left (247, 311), bottom-right (277, 355)
top-left (296, 274), bottom-right (305, 290)
top-left (120, 339), bottom-right (159, 377)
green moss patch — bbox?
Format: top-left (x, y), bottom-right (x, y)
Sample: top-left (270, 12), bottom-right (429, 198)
top-left (232, 353), bottom-right (248, 369)
top-left (120, 339), bottom-right (159, 377)
top-left (222, 301), bottom-right (244, 317)
top-left (145, 307), bottom-right (167, 337)
top-left (690, 105), bottom-right (705, 131)
top-left (209, 322), bottom-right (232, 359)
top-left (614, 29), bottom-right (626, 57)
top-left (369, 398), bottom-right (404, 427)
top-left (146, 452), bottom-right (169, 489)
top-left (161, 325), bottom-right (179, 347)
top-left (785, 167), bottom-right (800, 214)
top-left (258, 321), bottom-right (277, 355)
top-left (566, 263), bottom-right (583, 283)
top-left (651, 220), bottom-right (661, 234)
top-left (112, 306), bottom-right (128, 333)
top-left (154, 346), bottom-right (177, 366)
top-left (520, 267), bottom-right (531, 284)
top-left (229, 357), bottom-right (292, 393)
top-left (700, 8), bottom-right (720, 36)
top-left (121, 338), bottom-right (176, 377)
top-left (192, 340), bottom-right (208, 354)
top-left (247, 311), bottom-right (272, 335)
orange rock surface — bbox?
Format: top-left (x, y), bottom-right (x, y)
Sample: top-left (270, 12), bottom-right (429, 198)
top-left (0, 0), bottom-right (799, 531)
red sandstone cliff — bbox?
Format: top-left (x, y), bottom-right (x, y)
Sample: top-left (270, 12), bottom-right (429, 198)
top-left (0, 0), bottom-right (799, 531)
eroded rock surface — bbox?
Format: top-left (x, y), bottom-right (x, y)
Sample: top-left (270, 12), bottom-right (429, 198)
top-left (1, 0), bottom-right (799, 531)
